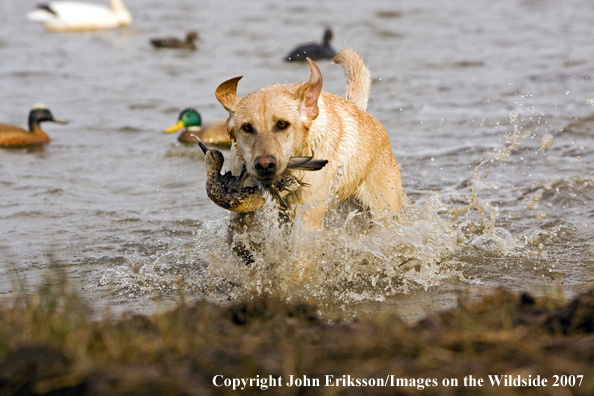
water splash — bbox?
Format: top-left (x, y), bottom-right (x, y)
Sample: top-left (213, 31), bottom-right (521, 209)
top-left (202, 194), bottom-right (459, 306)
top-left (98, 190), bottom-right (461, 313)
top-left (447, 105), bottom-right (553, 238)
top-left (448, 126), bottom-right (531, 233)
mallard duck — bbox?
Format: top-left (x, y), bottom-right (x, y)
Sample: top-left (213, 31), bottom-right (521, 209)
top-left (26, 0), bottom-right (132, 32)
top-left (163, 108), bottom-right (231, 148)
top-left (285, 28), bottom-right (337, 62)
top-left (150, 31), bottom-right (199, 50)
top-left (0, 105), bottom-right (67, 149)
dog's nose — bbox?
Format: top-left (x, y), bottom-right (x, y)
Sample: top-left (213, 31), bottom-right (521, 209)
top-left (254, 155), bottom-right (277, 177)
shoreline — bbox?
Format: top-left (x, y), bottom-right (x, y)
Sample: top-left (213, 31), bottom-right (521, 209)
top-left (1, 273), bottom-right (593, 395)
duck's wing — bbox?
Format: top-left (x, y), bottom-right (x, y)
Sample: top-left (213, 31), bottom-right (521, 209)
top-left (0, 124), bottom-right (28, 134)
top-left (287, 157), bottom-right (328, 171)
top-left (200, 121), bottom-right (231, 146)
top-left (285, 42), bottom-right (335, 61)
top-left (0, 125), bottom-right (48, 148)
top-left (150, 37), bottom-right (183, 48)
top-left (285, 43), bottom-right (321, 61)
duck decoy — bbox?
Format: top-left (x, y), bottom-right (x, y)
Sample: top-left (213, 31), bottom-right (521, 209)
top-left (285, 28), bottom-right (337, 61)
top-left (164, 108), bottom-right (231, 148)
top-left (150, 31), bottom-right (199, 50)
top-left (27, 0), bottom-right (132, 32)
top-left (0, 105), bottom-right (67, 149)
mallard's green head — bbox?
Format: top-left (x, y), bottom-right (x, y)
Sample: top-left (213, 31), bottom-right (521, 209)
top-left (28, 104), bottom-right (67, 131)
top-left (164, 108), bottom-right (202, 133)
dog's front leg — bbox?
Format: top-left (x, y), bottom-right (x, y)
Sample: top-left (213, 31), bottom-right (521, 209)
top-left (298, 201), bottom-right (328, 230)
top-left (227, 211), bottom-right (256, 264)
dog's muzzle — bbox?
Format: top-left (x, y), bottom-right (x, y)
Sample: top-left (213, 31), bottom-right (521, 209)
top-left (254, 155), bottom-right (277, 179)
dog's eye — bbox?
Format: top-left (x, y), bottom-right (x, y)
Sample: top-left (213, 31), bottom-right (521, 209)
top-left (276, 120), bottom-right (290, 130)
top-left (242, 123), bottom-right (254, 133)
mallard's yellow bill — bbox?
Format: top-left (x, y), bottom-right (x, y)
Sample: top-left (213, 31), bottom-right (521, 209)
top-left (164, 120), bottom-right (185, 133)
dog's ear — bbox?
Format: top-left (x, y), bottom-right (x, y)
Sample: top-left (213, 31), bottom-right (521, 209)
top-left (295, 58), bottom-right (323, 122)
top-left (216, 76), bottom-right (243, 112)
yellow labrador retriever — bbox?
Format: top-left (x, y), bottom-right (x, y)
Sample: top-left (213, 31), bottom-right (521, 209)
top-left (212, 48), bottom-right (407, 230)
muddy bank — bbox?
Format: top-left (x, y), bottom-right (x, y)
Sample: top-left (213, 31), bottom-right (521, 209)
top-left (1, 281), bottom-right (594, 395)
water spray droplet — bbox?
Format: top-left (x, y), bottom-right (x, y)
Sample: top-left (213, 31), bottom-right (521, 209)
top-left (540, 134), bottom-right (554, 152)
top-left (527, 193), bottom-right (541, 210)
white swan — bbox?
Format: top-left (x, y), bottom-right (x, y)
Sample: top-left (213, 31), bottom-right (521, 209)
top-left (27, 0), bottom-right (132, 32)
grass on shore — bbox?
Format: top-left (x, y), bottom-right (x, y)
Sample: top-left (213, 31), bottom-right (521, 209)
top-left (1, 267), bottom-right (594, 395)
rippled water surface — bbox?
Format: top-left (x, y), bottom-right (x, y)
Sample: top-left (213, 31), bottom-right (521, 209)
top-left (1, 0), bottom-right (594, 320)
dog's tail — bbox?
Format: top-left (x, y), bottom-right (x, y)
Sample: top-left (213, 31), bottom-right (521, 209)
top-left (333, 48), bottom-right (371, 111)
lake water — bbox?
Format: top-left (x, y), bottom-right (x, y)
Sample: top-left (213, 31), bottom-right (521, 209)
top-left (1, 0), bottom-right (594, 320)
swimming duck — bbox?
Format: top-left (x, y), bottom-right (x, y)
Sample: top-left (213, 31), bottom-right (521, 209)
top-left (0, 105), bottom-right (67, 149)
top-left (26, 0), bottom-right (132, 32)
top-left (200, 142), bottom-right (328, 211)
top-left (285, 28), bottom-right (337, 61)
top-left (164, 108), bottom-right (231, 148)
top-left (150, 31), bottom-right (199, 50)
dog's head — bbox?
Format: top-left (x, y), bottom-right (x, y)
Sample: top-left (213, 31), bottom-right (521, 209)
top-left (216, 58), bottom-right (323, 184)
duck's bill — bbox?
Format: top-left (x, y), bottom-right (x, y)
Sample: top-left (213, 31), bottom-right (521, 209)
top-left (198, 141), bottom-right (209, 154)
top-left (164, 120), bottom-right (184, 133)
top-left (51, 117), bottom-right (68, 124)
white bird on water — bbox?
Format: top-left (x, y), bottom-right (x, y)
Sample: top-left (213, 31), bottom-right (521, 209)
top-left (27, 0), bottom-right (132, 32)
